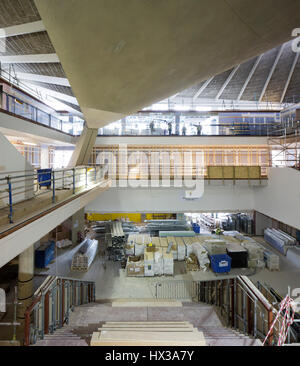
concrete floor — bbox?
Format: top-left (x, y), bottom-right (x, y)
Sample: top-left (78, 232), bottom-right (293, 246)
top-left (34, 232), bottom-right (300, 300)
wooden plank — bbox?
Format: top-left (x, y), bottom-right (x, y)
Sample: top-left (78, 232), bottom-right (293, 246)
top-left (99, 327), bottom-right (197, 332)
top-left (91, 331), bottom-right (206, 346)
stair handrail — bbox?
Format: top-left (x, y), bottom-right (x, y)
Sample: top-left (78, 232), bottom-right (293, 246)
top-left (24, 276), bottom-right (95, 346)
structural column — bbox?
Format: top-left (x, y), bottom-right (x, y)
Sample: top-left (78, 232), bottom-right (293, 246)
top-left (175, 113), bottom-right (180, 135)
top-left (71, 208), bottom-right (85, 243)
top-left (67, 124), bottom-right (98, 167)
top-left (17, 245), bottom-right (34, 330)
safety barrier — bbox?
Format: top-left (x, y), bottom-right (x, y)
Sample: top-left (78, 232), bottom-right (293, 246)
top-left (0, 165), bottom-right (105, 224)
top-left (154, 276), bottom-right (297, 346)
top-left (24, 276), bottom-right (95, 346)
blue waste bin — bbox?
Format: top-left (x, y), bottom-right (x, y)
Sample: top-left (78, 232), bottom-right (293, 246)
top-left (35, 241), bottom-right (55, 268)
top-left (192, 223), bottom-right (200, 234)
top-left (37, 169), bottom-right (52, 188)
top-left (210, 254), bottom-right (231, 273)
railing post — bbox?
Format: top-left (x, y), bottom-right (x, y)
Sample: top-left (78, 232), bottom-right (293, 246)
top-left (227, 279), bottom-right (230, 326)
top-left (52, 170), bottom-right (55, 203)
top-left (86, 167), bottom-right (88, 188)
top-left (73, 168), bottom-right (76, 194)
top-left (6, 175), bottom-right (13, 223)
top-left (254, 299), bottom-right (257, 338)
top-left (94, 166), bottom-right (97, 183)
top-left (243, 290), bottom-right (247, 334)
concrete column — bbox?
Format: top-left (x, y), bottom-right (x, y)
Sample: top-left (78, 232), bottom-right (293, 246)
top-left (17, 245), bottom-right (34, 328)
top-left (40, 144), bottom-right (49, 168)
top-left (175, 113), bottom-right (180, 135)
top-left (67, 124), bottom-right (98, 166)
top-left (71, 208), bottom-right (85, 243)
top-left (121, 118), bottom-right (126, 135)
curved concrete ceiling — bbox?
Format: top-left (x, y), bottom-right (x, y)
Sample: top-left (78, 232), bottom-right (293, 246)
top-left (34, 0), bottom-right (300, 128)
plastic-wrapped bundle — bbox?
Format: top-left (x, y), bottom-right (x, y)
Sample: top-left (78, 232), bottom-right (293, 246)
top-left (159, 231), bottom-right (195, 237)
top-left (71, 238), bottom-right (98, 271)
top-left (153, 247), bottom-right (163, 275)
top-left (126, 234), bottom-right (135, 256)
top-left (191, 243), bottom-right (210, 271)
top-left (134, 234), bottom-right (151, 256)
top-left (264, 228), bottom-right (293, 255)
top-left (264, 250), bottom-right (280, 270)
top-left (144, 250), bottom-right (154, 276)
top-left (241, 240), bottom-right (264, 266)
top-left (166, 237), bottom-right (178, 260)
top-left (202, 239), bottom-right (227, 255)
top-left (183, 237), bottom-right (194, 257)
top-left (162, 248), bottom-right (174, 275)
top-left (175, 237), bottom-right (186, 261)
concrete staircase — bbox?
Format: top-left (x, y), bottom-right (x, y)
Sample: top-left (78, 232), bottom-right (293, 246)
top-left (33, 301), bottom-right (262, 346)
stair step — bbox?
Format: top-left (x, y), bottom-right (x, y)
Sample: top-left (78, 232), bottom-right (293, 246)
top-left (33, 340), bottom-right (88, 346)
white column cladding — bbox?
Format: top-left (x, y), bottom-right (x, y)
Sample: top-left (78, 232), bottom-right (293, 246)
top-left (40, 144), bottom-right (50, 168)
top-left (17, 245), bottom-right (34, 327)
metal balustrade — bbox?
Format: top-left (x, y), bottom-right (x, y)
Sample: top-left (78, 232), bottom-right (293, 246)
top-left (0, 165), bottom-right (105, 224)
top-left (24, 276), bottom-right (95, 346)
top-left (154, 276), bottom-right (298, 346)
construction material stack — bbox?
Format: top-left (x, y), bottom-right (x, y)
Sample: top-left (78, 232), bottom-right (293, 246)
top-left (126, 255), bottom-right (144, 276)
top-left (167, 237), bottom-right (178, 260)
top-left (145, 219), bottom-right (190, 235)
top-left (91, 321), bottom-right (206, 346)
top-left (202, 239), bottom-right (227, 256)
top-left (226, 242), bottom-right (248, 268)
top-left (71, 238), bottom-right (98, 271)
top-left (263, 250), bottom-right (280, 271)
top-left (264, 228), bottom-right (296, 255)
top-left (175, 237), bottom-right (186, 260)
top-left (241, 240), bottom-right (264, 268)
top-left (162, 248), bottom-right (174, 275)
top-left (109, 221), bottom-right (126, 261)
top-left (191, 242), bottom-right (210, 271)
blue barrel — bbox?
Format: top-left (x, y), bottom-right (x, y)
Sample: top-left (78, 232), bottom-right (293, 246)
top-left (37, 169), bottom-right (52, 188)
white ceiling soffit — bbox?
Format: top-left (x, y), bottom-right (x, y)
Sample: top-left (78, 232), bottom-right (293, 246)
top-left (34, 0), bottom-right (300, 128)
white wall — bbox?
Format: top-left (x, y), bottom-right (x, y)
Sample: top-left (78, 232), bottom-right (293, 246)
top-left (254, 167), bottom-right (300, 230)
top-left (0, 131), bottom-right (34, 204)
top-left (85, 182), bottom-right (256, 213)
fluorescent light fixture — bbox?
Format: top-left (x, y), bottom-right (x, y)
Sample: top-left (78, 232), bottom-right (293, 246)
top-left (23, 142), bottom-right (37, 146)
top-left (195, 106), bottom-right (212, 112)
top-left (173, 105), bottom-right (190, 111)
top-left (152, 103), bottom-right (168, 111)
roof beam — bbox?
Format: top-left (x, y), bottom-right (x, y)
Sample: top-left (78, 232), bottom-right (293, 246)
top-left (215, 65), bottom-right (240, 100)
top-left (0, 21), bottom-right (46, 38)
top-left (24, 81), bottom-right (79, 105)
top-left (0, 54), bottom-right (59, 64)
top-left (16, 72), bottom-right (70, 87)
top-left (193, 77), bottom-right (214, 99)
top-left (237, 54), bottom-right (263, 101)
top-left (280, 52), bottom-right (300, 104)
top-left (259, 44), bottom-right (285, 102)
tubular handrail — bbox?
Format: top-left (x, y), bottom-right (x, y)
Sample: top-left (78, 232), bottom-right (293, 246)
top-left (24, 276), bottom-right (96, 346)
top-left (0, 165), bottom-right (105, 224)
top-left (154, 276), bottom-right (291, 345)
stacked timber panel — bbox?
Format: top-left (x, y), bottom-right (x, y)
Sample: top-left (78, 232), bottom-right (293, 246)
top-left (91, 321), bottom-right (206, 346)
